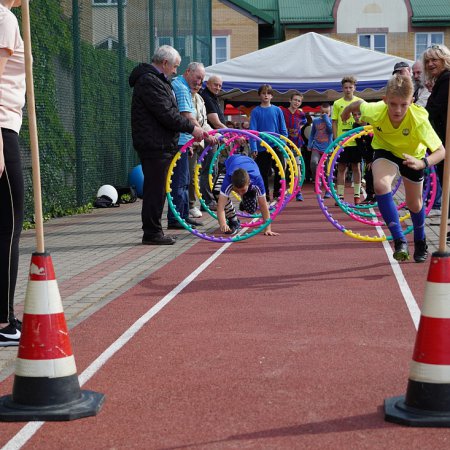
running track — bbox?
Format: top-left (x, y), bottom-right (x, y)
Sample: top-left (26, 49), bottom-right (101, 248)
top-left (1, 183), bottom-right (449, 449)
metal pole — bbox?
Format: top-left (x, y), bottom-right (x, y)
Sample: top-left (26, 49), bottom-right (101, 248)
top-left (72, 0), bottom-right (83, 205)
top-left (148, 0), bottom-right (154, 61)
top-left (118, 0), bottom-right (127, 182)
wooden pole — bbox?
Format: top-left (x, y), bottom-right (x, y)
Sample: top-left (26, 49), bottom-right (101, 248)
top-left (21, 0), bottom-right (45, 253)
top-left (438, 79), bottom-right (450, 253)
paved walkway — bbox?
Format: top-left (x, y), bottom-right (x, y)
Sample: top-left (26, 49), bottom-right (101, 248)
top-left (0, 193), bottom-right (447, 380)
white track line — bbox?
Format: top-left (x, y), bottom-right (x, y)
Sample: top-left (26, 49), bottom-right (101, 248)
top-left (375, 223), bottom-right (421, 330)
top-left (2, 239), bottom-right (235, 450)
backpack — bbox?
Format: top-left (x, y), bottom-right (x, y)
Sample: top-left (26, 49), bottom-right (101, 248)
top-left (115, 185), bottom-right (138, 204)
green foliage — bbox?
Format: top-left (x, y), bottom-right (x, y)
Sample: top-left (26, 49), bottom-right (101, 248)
top-left (15, 0), bottom-right (137, 222)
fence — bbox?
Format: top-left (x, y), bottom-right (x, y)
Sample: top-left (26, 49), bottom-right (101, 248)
top-left (15, 0), bottom-right (211, 221)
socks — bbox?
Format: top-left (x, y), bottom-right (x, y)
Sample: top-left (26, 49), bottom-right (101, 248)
top-left (411, 206), bottom-right (426, 241)
top-left (337, 184), bottom-right (345, 197)
top-left (376, 192), bottom-right (404, 241)
top-left (353, 182), bottom-right (361, 197)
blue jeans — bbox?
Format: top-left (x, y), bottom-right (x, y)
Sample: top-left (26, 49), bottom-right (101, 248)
top-left (167, 149), bottom-right (190, 224)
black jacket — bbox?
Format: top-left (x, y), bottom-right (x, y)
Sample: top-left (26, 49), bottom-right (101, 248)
top-left (426, 69), bottom-right (450, 144)
top-left (129, 63), bottom-right (194, 159)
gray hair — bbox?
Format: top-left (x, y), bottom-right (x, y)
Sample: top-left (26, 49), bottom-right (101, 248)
top-left (186, 62), bottom-right (205, 72)
top-left (422, 44), bottom-right (450, 83)
top-left (152, 45), bottom-right (181, 65)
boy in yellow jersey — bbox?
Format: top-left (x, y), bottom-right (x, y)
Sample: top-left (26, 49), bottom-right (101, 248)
top-left (332, 76), bottom-right (363, 204)
top-left (341, 75), bottom-right (445, 263)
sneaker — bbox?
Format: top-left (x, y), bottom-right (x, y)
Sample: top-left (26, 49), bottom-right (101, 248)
top-left (335, 195), bottom-right (344, 206)
top-left (189, 206), bottom-right (202, 218)
top-left (186, 217), bottom-right (203, 227)
top-left (354, 196), bottom-right (361, 205)
top-left (0, 319), bottom-right (22, 347)
top-left (427, 208), bottom-right (441, 218)
top-left (393, 239), bottom-right (410, 262)
top-left (225, 218), bottom-right (241, 235)
top-left (324, 191), bottom-right (332, 199)
top-left (414, 239), bottom-right (428, 263)
top-left (362, 195), bottom-right (375, 204)
top-left (296, 192), bottom-right (304, 201)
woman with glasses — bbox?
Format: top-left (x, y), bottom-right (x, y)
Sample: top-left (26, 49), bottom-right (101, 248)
top-left (423, 44), bottom-right (450, 234)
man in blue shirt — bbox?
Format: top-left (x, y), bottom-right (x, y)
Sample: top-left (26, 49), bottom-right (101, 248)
top-left (169, 62), bottom-right (216, 229)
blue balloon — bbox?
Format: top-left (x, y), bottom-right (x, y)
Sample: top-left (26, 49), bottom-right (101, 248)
top-left (128, 164), bottom-right (144, 198)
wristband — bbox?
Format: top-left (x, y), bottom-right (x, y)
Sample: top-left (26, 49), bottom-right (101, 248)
top-left (422, 157), bottom-right (429, 168)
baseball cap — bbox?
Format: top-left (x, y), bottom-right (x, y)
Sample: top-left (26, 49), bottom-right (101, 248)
top-left (392, 62), bottom-right (410, 74)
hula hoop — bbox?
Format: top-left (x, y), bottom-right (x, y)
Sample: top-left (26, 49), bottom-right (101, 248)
top-left (167, 129), bottom-right (285, 242)
top-left (316, 127), bottom-right (437, 242)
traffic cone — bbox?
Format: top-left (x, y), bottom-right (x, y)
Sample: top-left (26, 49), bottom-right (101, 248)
top-left (385, 251), bottom-right (450, 426)
top-left (0, 252), bottom-right (104, 421)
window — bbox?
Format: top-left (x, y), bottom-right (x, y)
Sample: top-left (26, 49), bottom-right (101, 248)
top-left (415, 33), bottom-right (444, 60)
top-left (358, 34), bottom-right (386, 53)
top-left (212, 36), bottom-right (230, 64)
top-left (95, 37), bottom-right (120, 51)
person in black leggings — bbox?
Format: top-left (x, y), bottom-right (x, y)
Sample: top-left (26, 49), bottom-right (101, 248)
top-left (0, 0), bottom-right (26, 346)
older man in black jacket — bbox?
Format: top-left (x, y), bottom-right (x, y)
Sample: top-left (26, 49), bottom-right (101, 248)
top-left (129, 45), bottom-right (205, 245)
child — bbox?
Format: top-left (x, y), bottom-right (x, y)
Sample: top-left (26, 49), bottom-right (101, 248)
top-left (332, 76), bottom-right (363, 204)
top-left (279, 91), bottom-right (307, 201)
top-left (214, 154), bottom-right (278, 236)
top-left (307, 103), bottom-right (333, 198)
top-left (341, 74), bottom-right (445, 263)
top-left (250, 84), bottom-right (288, 201)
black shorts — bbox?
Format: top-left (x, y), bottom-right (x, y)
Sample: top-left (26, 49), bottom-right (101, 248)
top-left (338, 145), bottom-right (362, 164)
top-left (373, 149), bottom-right (424, 183)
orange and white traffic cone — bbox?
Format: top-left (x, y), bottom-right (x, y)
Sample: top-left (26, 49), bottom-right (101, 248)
top-left (0, 252), bottom-right (104, 421)
top-left (385, 252), bottom-right (450, 426)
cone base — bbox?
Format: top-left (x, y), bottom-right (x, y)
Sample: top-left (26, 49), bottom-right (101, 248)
top-left (385, 395), bottom-right (450, 427)
top-left (0, 390), bottom-right (105, 422)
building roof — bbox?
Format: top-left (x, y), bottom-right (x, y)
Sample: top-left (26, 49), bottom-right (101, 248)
top-left (410, 0), bottom-right (450, 26)
top-left (227, 0), bottom-right (274, 24)
top-left (277, 0), bottom-right (335, 27)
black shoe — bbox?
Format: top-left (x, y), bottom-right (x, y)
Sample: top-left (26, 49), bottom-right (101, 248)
top-left (225, 218), bottom-right (241, 235)
top-left (142, 235), bottom-right (176, 245)
top-left (186, 218), bottom-right (203, 227)
top-left (393, 239), bottom-right (410, 262)
top-left (168, 222), bottom-right (191, 230)
top-left (414, 239), bottom-right (428, 263)
top-left (0, 320), bottom-right (21, 347)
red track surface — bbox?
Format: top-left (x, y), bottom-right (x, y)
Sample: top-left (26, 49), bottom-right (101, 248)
top-left (1, 184), bottom-right (449, 449)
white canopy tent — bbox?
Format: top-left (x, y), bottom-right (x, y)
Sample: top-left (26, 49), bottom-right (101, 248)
top-left (205, 32), bottom-right (414, 104)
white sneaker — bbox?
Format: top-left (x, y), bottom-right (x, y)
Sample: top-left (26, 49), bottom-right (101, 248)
top-left (189, 207), bottom-right (202, 218)
top-left (428, 208), bottom-right (441, 218)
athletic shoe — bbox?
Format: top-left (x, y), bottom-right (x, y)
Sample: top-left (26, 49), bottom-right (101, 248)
top-left (393, 239), bottom-right (410, 262)
top-left (296, 192), bottom-right (304, 201)
top-left (362, 195), bottom-right (375, 204)
top-left (324, 191), bottom-right (332, 199)
top-left (0, 319), bottom-right (22, 347)
top-left (335, 195), bottom-right (344, 206)
top-left (225, 218), bottom-right (241, 235)
top-left (427, 208), bottom-right (441, 218)
top-left (413, 239), bottom-right (428, 263)
top-left (189, 207), bottom-right (202, 218)
top-left (186, 218), bottom-right (203, 227)
top-left (354, 196), bottom-right (361, 205)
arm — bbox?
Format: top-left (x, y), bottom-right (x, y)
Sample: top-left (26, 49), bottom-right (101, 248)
top-left (217, 194), bottom-right (230, 232)
top-left (402, 145), bottom-right (445, 170)
top-left (341, 100), bottom-right (364, 122)
top-left (206, 112), bottom-right (226, 129)
top-left (332, 119), bottom-right (338, 141)
top-left (257, 196), bottom-right (278, 236)
top-left (307, 122), bottom-right (316, 151)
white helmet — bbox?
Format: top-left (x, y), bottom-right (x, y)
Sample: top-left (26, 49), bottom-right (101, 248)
top-left (96, 185), bottom-right (118, 204)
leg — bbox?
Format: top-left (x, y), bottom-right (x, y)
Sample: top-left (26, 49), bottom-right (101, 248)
top-left (140, 156), bottom-right (172, 239)
top-left (255, 151), bottom-right (272, 200)
top-left (167, 151), bottom-right (190, 223)
top-left (200, 145), bottom-right (217, 207)
top-left (0, 129), bottom-right (24, 324)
